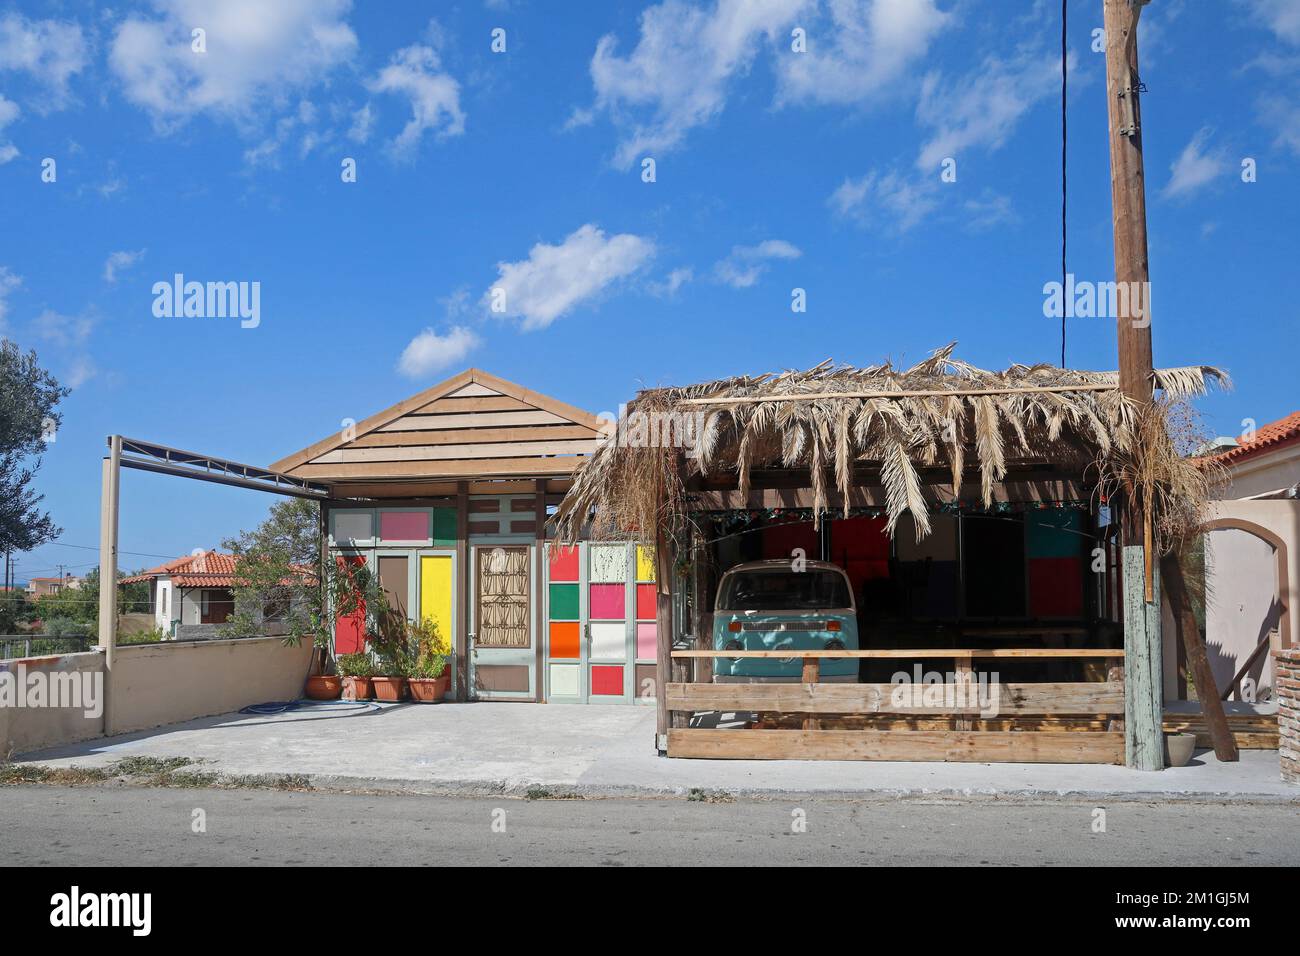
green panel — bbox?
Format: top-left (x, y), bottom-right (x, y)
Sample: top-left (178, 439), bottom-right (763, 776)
top-left (1025, 508), bottom-right (1082, 559)
top-left (548, 583), bottom-right (580, 621)
top-left (431, 508), bottom-right (457, 546)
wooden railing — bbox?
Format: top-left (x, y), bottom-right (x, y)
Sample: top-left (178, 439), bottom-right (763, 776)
top-left (665, 648), bottom-right (1125, 764)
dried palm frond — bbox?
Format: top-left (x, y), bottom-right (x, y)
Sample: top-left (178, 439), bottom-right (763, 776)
top-left (551, 343), bottom-right (1227, 547)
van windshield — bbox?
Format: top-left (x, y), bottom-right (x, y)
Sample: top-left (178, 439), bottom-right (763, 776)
top-left (717, 569), bottom-right (851, 611)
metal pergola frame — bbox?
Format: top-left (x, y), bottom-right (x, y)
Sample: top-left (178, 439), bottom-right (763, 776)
top-left (97, 435), bottom-right (335, 735)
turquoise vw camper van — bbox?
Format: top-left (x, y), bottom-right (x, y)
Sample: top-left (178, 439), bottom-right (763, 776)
top-left (712, 559), bottom-right (859, 681)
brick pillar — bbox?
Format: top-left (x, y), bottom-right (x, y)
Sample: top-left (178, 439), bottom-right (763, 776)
top-left (1277, 647), bottom-right (1300, 784)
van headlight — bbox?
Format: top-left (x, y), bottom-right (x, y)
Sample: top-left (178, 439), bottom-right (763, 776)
top-left (825, 638), bottom-right (845, 650)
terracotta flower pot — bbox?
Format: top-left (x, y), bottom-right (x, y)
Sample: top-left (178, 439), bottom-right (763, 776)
top-left (371, 676), bottom-right (409, 702)
top-left (305, 675), bottom-right (342, 700)
top-left (341, 676), bottom-right (373, 701)
top-left (408, 673), bottom-right (450, 703)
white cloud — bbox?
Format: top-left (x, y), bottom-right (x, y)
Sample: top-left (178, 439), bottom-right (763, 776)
top-left (365, 42), bottom-right (465, 158)
top-left (348, 103), bottom-right (375, 143)
top-left (110, 0), bottom-right (357, 128)
top-left (31, 308), bottom-right (95, 348)
top-left (829, 169), bottom-right (937, 232)
top-left (650, 266), bottom-right (695, 298)
top-left (484, 224), bottom-right (655, 330)
top-left (962, 190), bottom-right (1018, 232)
top-left (914, 50), bottom-right (1065, 171)
top-left (0, 95), bottom-right (18, 165)
top-left (1162, 127), bottom-right (1229, 199)
top-left (1260, 93), bottom-right (1300, 154)
top-left (777, 0), bottom-right (950, 106)
top-left (586, 0), bottom-right (807, 168)
top-left (103, 249), bottom-right (147, 284)
top-left (713, 239), bottom-right (801, 288)
top-left (1249, 0), bottom-right (1300, 44)
top-left (0, 13), bottom-right (88, 110)
top-left (397, 325), bottom-right (481, 378)
top-left (0, 266), bottom-right (21, 327)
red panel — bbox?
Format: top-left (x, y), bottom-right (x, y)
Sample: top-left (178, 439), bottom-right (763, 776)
top-left (548, 545), bottom-right (580, 582)
top-left (590, 664), bottom-right (624, 696)
top-left (1028, 557), bottom-right (1083, 618)
top-left (635, 583), bottom-right (656, 620)
top-left (333, 555), bottom-right (367, 655)
top-left (761, 519), bottom-right (818, 561)
top-left (830, 516), bottom-right (890, 561)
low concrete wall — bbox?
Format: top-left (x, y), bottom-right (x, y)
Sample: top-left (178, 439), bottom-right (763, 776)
top-left (109, 637), bottom-right (313, 735)
top-left (2, 637), bottom-right (313, 755)
top-left (0, 652), bottom-right (106, 756)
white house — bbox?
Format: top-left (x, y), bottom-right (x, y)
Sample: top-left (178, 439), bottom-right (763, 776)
top-left (120, 551), bottom-right (237, 636)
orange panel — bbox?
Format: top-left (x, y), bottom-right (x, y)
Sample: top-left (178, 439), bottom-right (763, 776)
top-left (549, 621), bottom-right (581, 659)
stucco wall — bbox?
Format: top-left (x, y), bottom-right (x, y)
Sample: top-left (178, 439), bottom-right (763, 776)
top-left (1, 637), bottom-right (313, 756)
top-left (0, 652), bottom-right (106, 756)
top-left (109, 637), bottom-right (312, 734)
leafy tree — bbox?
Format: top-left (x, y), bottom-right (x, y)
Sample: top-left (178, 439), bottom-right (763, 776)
top-left (222, 498), bottom-right (322, 642)
top-left (0, 340), bottom-right (70, 554)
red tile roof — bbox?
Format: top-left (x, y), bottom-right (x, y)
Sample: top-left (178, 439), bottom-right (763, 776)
top-left (120, 551), bottom-right (239, 588)
top-left (1210, 411), bottom-right (1300, 466)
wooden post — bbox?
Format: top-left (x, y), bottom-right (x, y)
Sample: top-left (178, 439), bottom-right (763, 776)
top-left (801, 656), bottom-right (821, 731)
top-left (455, 480), bottom-right (469, 701)
top-left (97, 435), bottom-right (122, 736)
top-left (1160, 552), bottom-right (1239, 761)
top-left (654, 532), bottom-right (675, 754)
top-left (1104, 0), bottom-right (1163, 770)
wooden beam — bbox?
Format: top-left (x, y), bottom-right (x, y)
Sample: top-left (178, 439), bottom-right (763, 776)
top-left (679, 383), bottom-right (1117, 406)
top-left (665, 681), bottom-right (1125, 715)
top-left (1160, 551), bottom-right (1238, 761)
top-left (671, 648), bottom-right (1119, 659)
top-left (292, 457), bottom-right (588, 480)
top-left (666, 729), bottom-right (1125, 763)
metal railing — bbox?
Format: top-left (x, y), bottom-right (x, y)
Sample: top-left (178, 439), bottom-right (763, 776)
top-left (0, 634), bottom-right (96, 661)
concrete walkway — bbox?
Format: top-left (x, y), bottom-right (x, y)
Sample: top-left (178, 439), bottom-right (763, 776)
top-left (19, 701), bottom-right (1299, 801)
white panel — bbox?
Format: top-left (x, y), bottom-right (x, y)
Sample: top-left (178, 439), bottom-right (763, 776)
top-left (590, 622), bottom-right (627, 661)
top-left (589, 544), bottom-right (628, 583)
top-left (549, 663), bottom-right (580, 697)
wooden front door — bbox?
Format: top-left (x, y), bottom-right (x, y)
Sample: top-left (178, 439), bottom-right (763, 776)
top-left (469, 544), bottom-right (535, 699)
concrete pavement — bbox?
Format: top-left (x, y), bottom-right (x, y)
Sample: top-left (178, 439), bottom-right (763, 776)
top-left (17, 701), bottom-right (1298, 801)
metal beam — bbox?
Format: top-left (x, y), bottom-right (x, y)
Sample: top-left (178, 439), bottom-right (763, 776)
top-left (114, 436), bottom-right (332, 499)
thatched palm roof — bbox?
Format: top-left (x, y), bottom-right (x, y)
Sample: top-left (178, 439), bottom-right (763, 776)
top-left (554, 343), bottom-right (1225, 544)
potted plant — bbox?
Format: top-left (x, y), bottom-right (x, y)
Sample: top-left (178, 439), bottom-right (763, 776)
top-left (369, 609), bottom-right (412, 702)
top-left (408, 653), bottom-right (449, 703)
top-left (336, 652), bottom-right (374, 701)
top-left (405, 617), bottom-right (451, 703)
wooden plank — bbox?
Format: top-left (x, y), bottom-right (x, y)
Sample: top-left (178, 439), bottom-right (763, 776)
top-left (314, 439), bottom-right (597, 464)
top-left (418, 396), bottom-right (537, 414)
top-left (348, 424), bottom-right (600, 448)
top-left (665, 681), bottom-right (1125, 715)
top-left (666, 729), bottom-right (1125, 763)
top-left (379, 410), bottom-right (573, 431)
top-left (293, 457), bottom-right (589, 480)
top-left (671, 648), bottom-right (1120, 659)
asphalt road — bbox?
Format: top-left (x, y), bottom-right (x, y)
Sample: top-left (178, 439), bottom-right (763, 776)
top-left (1, 785), bottom-right (1296, 866)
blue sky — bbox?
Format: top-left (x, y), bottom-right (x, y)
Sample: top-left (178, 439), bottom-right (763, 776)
top-left (1, 0), bottom-right (1297, 583)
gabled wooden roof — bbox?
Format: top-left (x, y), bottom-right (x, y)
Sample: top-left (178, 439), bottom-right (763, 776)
top-left (269, 369), bottom-right (605, 484)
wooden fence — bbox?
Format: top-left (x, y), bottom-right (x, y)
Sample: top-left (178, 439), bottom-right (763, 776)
top-left (666, 648), bottom-right (1125, 764)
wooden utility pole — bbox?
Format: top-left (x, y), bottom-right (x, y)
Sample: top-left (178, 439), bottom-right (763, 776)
top-left (1103, 0), bottom-right (1163, 769)
top-left (1103, 0), bottom-right (1236, 766)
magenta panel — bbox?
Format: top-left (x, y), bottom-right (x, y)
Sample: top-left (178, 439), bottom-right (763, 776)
top-left (636, 623), bottom-right (656, 660)
top-left (380, 510), bottom-right (428, 541)
top-left (588, 584), bottom-right (625, 619)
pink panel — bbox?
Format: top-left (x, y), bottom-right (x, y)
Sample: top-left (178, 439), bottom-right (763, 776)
top-left (380, 510), bottom-right (428, 540)
top-left (636, 583), bottom-right (655, 620)
top-left (589, 584), bottom-right (625, 619)
top-left (636, 623), bottom-right (656, 660)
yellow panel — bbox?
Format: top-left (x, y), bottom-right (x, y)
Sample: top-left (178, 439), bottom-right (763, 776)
top-left (419, 556), bottom-right (454, 649)
top-left (636, 545), bottom-right (656, 582)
